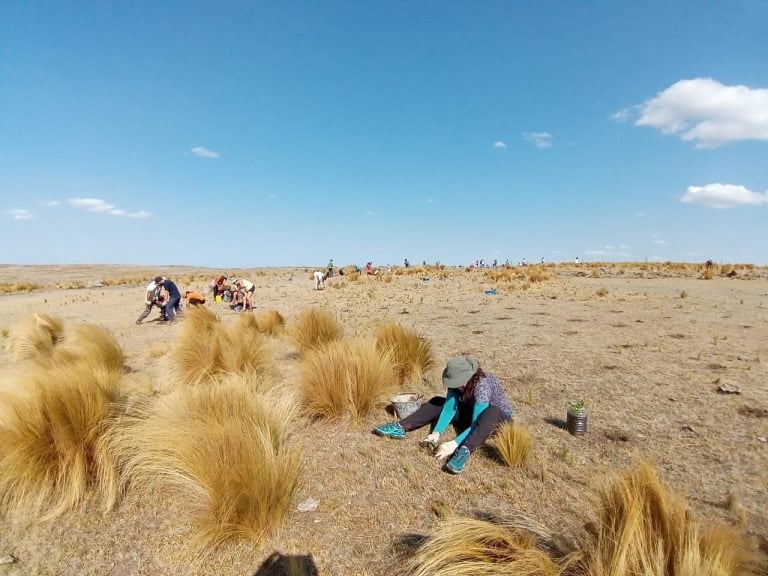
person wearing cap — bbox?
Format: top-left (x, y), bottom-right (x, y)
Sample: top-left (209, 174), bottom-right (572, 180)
top-left (135, 276), bottom-right (167, 324)
top-left (373, 356), bottom-right (514, 474)
top-left (229, 276), bottom-right (256, 310)
top-left (156, 277), bottom-right (182, 322)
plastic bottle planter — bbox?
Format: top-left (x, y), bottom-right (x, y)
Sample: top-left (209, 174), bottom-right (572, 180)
top-left (566, 402), bottom-right (588, 436)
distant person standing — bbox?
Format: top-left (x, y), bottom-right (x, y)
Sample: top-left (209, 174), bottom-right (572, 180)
top-left (157, 277), bottom-right (182, 322)
top-left (404, 258), bottom-right (410, 269)
top-left (136, 277), bottom-right (166, 324)
top-left (574, 256), bottom-right (581, 265)
top-left (327, 259), bottom-right (334, 278)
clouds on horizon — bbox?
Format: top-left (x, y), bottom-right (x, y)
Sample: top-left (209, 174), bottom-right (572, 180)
top-left (616, 78), bottom-right (768, 148)
top-left (681, 183), bottom-right (768, 208)
top-left (67, 198), bottom-right (152, 218)
top-left (493, 140), bottom-right (507, 149)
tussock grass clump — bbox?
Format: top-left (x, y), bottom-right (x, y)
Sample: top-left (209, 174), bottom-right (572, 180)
top-left (292, 308), bottom-right (342, 352)
top-left (299, 340), bottom-right (397, 420)
top-left (493, 422), bottom-right (533, 467)
top-left (170, 309), bottom-right (274, 386)
top-left (402, 516), bottom-right (570, 576)
top-left (527, 267), bottom-right (552, 283)
top-left (53, 324), bottom-right (126, 376)
top-left (0, 282), bottom-right (43, 294)
top-left (0, 363), bottom-right (120, 520)
top-left (5, 313), bottom-right (64, 361)
top-left (375, 322), bottom-right (433, 385)
top-left (253, 309), bottom-right (286, 336)
top-left (575, 461), bottom-right (758, 576)
top-left (103, 382), bottom-right (301, 549)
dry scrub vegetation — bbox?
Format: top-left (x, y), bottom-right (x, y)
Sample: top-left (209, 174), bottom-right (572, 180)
top-left (0, 263), bottom-right (766, 575)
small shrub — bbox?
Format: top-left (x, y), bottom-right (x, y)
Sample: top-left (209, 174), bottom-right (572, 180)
top-left (0, 363), bottom-right (120, 520)
top-left (375, 322), bottom-right (433, 385)
top-left (0, 282), bottom-right (43, 294)
top-left (5, 313), bottom-right (64, 361)
top-left (595, 288), bottom-right (609, 297)
top-left (253, 309), bottom-right (286, 336)
top-left (292, 308), bottom-right (342, 352)
top-left (102, 381), bottom-right (301, 549)
top-left (493, 422), bottom-right (533, 467)
top-left (680, 290), bottom-right (688, 299)
top-left (298, 340), bottom-right (397, 420)
top-left (401, 516), bottom-right (568, 576)
top-left (702, 268), bottom-right (714, 280)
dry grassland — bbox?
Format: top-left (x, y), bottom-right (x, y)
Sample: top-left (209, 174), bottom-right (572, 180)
top-left (0, 263), bottom-right (767, 575)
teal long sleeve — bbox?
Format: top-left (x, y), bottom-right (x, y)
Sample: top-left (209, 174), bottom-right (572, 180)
top-left (433, 389), bottom-right (459, 434)
top-left (454, 401), bottom-right (489, 445)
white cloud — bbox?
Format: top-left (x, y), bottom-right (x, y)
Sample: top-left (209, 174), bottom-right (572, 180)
top-left (69, 198), bottom-right (115, 212)
top-left (681, 183), bottom-right (768, 208)
top-left (191, 146), bottom-right (220, 158)
top-left (493, 140), bottom-right (507, 149)
top-left (523, 132), bottom-right (553, 148)
top-left (652, 239), bottom-right (668, 245)
top-left (6, 208), bottom-right (32, 220)
top-left (586, 249), bottom-right (609, 255)
top-left (621, 78), bottom-right (768, 148)
top-left (619, 244), bottom-right (630, 249)
top-left (269, 193), bottom-right (279, 199)
top-left (42, 200), bottom-right (60, 207)
top-left (68, 198), bottom-right (152, 218)
top-left (427, 198), bottom-right (441, 205)
top-left (364, 210), bottom-right (374, 216)
top-left (634, 212), bottom-right (647, 217)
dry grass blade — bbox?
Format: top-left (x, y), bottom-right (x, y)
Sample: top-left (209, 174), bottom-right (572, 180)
top-left (401, 516), bottom-right (570, 576)
top-left (574, 461), bottom-right (760, 576)
top-left (102, 382), bottom-right (301, 549)
top-left (299, 340), bottom-right (397, 420)
top-left (292, 308), bottom-right (342, 352)
top-left (375, 322), bottom-right (433, 385)
top-left (0, 363), bottom-right (120, 521)
top-left (5, 313), bottom-right (64, 361)
top-left (52, 324), bottom-right (126, 386)
top-left (493, 422), bottom-right (533, 467)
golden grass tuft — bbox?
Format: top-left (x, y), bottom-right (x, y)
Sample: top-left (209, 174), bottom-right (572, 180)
top-left (574, 461), bottom-right (759, 576)
top-left (375, 322), bottom-right (434, 385)
top-left (5, 313), bottom-right (64, 361)
top-left (102, 381), bottom-right (301, 549)
top-left (0, 363), bottom-right (120, 520)
top-left (0, 282), bottom-right (43, 294)
top-left (527, 267), bottom-right (552, 283)
top-left (401, 516), bottom-right (569, 576)
top-left (53, 324), bottom-right (126, 375)
top-left (253, 309), bottom-right (286, 336)
top-left (170, 310), bottom-right (274, 386)
top-left (298, 340), bottom-right (397, 420)
top-left (492, 422), bottom-right (533, 468)
top-left (292, 308), bottom-right (342, 352)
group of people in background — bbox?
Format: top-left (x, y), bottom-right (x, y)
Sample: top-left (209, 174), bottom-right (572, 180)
top-left (136, 273), bottom-right (257, 324)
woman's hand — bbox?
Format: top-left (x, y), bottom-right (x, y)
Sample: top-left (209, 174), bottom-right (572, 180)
top-left (435, 440), bottom-right (458, 460)
top-left (424, 432), bottom-right (441, 445)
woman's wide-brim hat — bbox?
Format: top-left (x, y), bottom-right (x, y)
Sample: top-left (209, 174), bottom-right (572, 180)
top-left (442, 356), bottom-right (479, 388)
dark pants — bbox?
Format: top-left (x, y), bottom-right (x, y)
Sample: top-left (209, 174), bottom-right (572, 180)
top-left (165, 295), bottom-right (182, 322)
top-left (136, 301), bottom-right (166, 323)
top-left (399, 396), bottom-right (512, 452)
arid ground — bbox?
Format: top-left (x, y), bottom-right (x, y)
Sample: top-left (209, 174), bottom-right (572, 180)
top-left (1, 263), bottom-right (767, 575)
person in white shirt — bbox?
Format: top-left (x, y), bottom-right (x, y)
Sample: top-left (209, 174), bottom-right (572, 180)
top-left (230, 276), bottom-right (256, 310)
top-left (135, 277), bottom-right (166, 324)
top-left (314, 270), bottom-right (327, 290)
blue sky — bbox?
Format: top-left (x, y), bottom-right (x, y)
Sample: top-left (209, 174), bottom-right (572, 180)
top-left (2, 1), bottom-right (767, 267)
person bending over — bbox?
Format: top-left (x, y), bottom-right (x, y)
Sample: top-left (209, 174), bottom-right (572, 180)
top-left (136, 277), bottom-right (166, 324)
top-left (374, 356), bottom-right (514, 474)
top-left (156, 277), bottom-right (182, 322)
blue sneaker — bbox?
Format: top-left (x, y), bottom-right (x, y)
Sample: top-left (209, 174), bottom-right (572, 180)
top-left (373, 421), bottom-right (406, 439)
top-left (445, 446), bottom-right (471, 474)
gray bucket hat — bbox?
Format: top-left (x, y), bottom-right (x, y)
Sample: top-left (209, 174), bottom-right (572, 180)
top-left (442, 356), bottom-right (479, 389)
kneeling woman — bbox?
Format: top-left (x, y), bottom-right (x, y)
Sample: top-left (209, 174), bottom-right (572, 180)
top-left (374, 356), bottom-right (513, 474)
